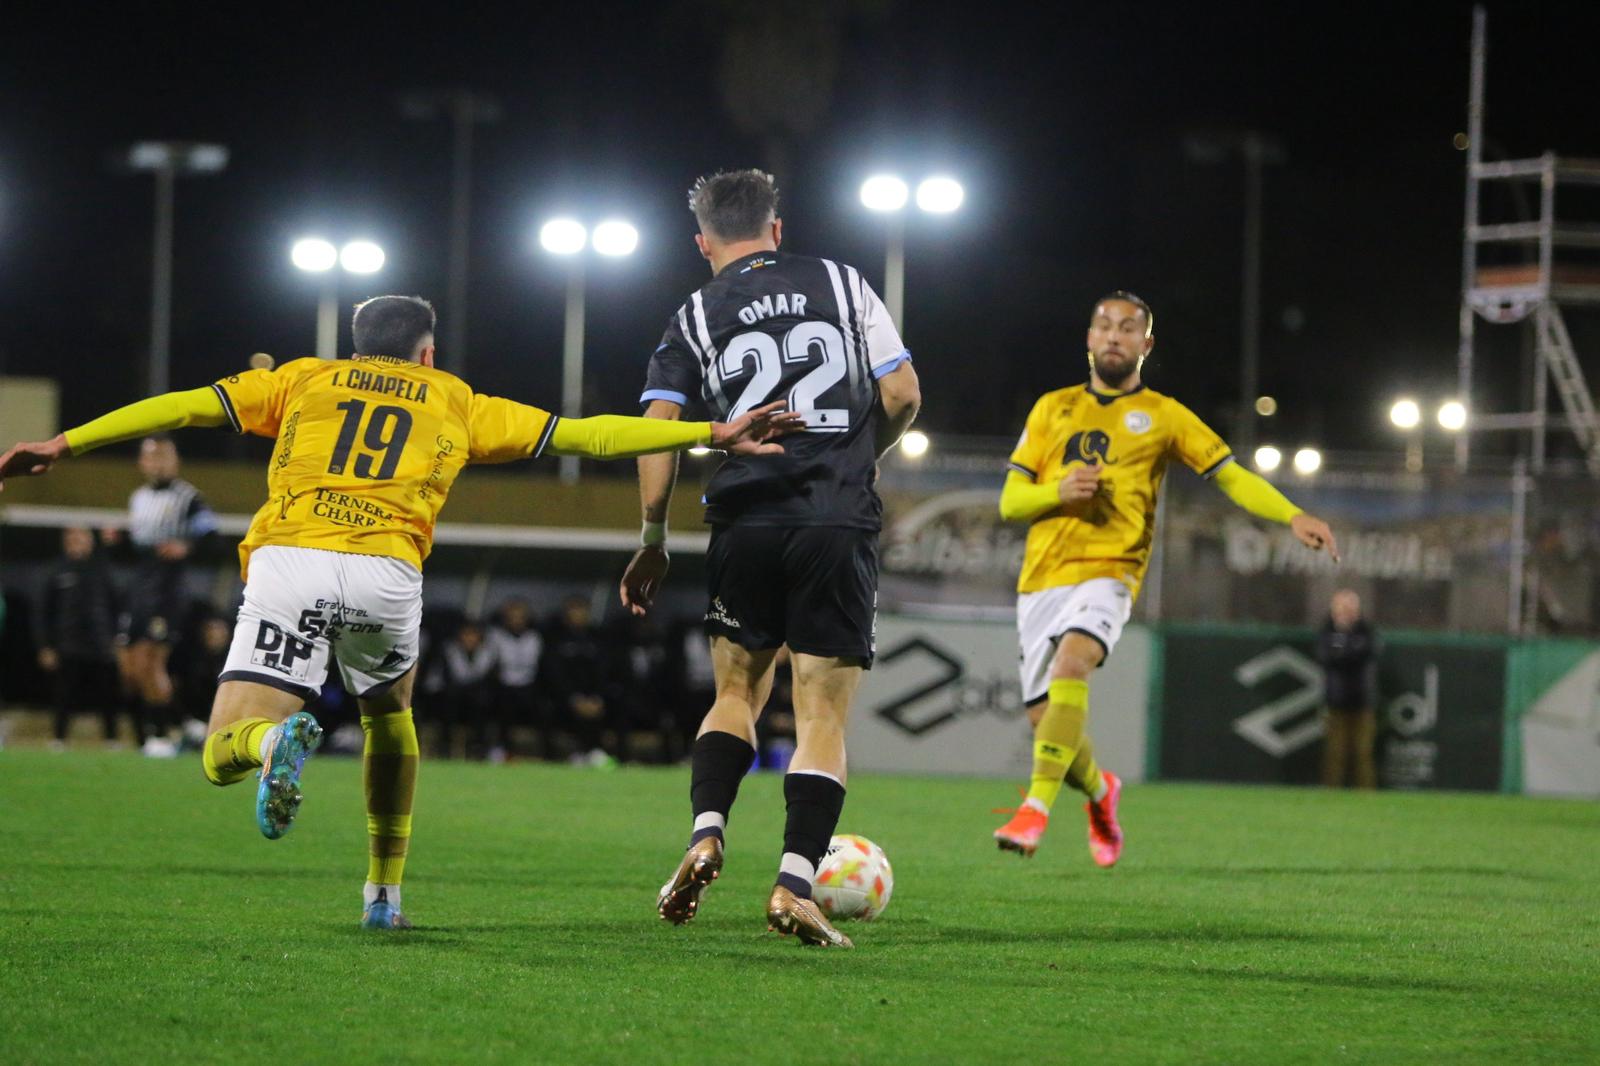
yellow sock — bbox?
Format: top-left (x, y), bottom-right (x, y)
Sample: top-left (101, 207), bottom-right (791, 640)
top-left (1067, 733), bottom-right (1104, 799)
top-left (363, 709), bottom-right (419, 886)
top-left (1024, 679), bottom-right (1089, 814)
top-left (201, 717), bottom-right (276, 786)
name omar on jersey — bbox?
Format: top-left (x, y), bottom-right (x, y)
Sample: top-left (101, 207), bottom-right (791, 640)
top-left (736, 292), bottom-right (808, 325)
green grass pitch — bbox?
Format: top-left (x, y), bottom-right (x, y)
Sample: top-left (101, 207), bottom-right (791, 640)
top-left (1, 751), bottom-right (1596, 1064)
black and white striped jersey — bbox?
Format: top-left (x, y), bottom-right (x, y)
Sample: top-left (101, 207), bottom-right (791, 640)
top-left (640, 250), bottom-right (912, 529)
top-left (128, 479), bottom-right (217, 550)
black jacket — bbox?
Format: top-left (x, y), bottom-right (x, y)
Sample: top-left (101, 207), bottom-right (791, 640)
top-left (36, 554), bottom-right (119, 661)
top-left (1315, 618), bottom-right (1380, 710)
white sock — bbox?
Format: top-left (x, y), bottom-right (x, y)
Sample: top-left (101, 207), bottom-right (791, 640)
top-left (256, 724), bottom-right (281, 763)
top-left (693, 812), bottom-right (726, 836)
top-left (1089, 779), bottom-right (1109, 803)
top-left (1023, 796), bottom-right (1050, 815)
top-left (364, 881), bottom-right (401, 911)
top-left (778, 852), bottom-right (816, 888)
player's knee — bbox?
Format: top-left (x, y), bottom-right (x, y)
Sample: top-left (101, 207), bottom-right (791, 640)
top-left (1050, 652), bottom-right (1095, 682)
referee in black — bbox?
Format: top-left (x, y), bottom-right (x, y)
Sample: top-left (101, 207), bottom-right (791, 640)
top-left (622, 169), bottom-right (921, 947)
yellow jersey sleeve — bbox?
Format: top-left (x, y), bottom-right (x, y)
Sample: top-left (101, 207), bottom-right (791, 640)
top-left (212, 359), bottom-right (316, 437)
top-left (1007, 396), bottom-right (1054, 481)
top-left (467, 393), bottom-right (559, 464)
top-left (1166, 399), bottom-right (1233, 478)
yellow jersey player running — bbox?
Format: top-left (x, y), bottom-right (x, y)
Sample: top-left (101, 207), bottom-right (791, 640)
top-left (991, 292), bottom-right (1338, 863)
top-left (0, 295), bottom-right (800, 930)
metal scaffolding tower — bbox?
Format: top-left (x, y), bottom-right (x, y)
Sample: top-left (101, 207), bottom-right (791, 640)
top-left (1458, 6), bottom-right (1600, 475)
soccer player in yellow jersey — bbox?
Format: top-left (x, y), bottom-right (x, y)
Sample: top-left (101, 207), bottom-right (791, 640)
top-left (0, 295), bottom-right (799, 929)
top-left (992, 292), bottom-right (1338, 863)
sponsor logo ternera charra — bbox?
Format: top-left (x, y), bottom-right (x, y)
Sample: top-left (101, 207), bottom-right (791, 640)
top-left (1063, 429), bottom-right (1117, 467)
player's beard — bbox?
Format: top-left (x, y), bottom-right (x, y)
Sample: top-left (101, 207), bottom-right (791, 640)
top-left (1091, 349), bottom-right (1138, 388)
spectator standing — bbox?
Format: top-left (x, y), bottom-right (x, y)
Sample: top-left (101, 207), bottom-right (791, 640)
top-left (438, 621), bottom-right (497, 759)
top-left (35, 527), bottom-right (122, 749)
top-left (1316, 588), bottom-right (1381, 789)
top-left (488, 599), bottom-right (545, 762)
top-left (545, 596), bottom-right (615, 767)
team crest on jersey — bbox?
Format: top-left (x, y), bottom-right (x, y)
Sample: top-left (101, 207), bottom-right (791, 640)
top-left (1063, 429), bottom-right (1117, 466)
top-left (1124, 410), bottom-right (1152, 434)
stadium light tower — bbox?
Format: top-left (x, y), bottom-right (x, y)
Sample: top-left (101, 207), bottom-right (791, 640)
top-left (124, 141), bottom-right (228, 395)
top-left (1183, 130), bottom-right (1285, 456)
top-left (398, 89), bottom-right (502, 377)
top-left (859, 173), bottom-right (964, 335)
top-left (292, 238), bottom-right (386, 359)
top-left (539, 218), bottom-right (639, 484)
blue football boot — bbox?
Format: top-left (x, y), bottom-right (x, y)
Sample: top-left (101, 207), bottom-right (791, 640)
top-left (256, 711), bottom-right (324, 840)
top-left (361, 887), bottom-right (413, 930)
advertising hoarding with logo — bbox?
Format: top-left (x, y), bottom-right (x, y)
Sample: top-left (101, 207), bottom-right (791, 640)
top-left (850, 612), bottom-right (1151, 781)
top-left (1156, 625), bottom-right (1506, 790)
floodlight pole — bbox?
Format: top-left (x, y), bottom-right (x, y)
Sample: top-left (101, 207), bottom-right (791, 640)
top-left (147, 164), bottom-right (176, 396)
top-left (884, 213), bottom-right (906, 334)
top-left (1238, 135), bottom-right (1267, 457)
top-left (559, 261), bottom-right (586, 485)
top-left (316, 278), bottom-right (339, 360)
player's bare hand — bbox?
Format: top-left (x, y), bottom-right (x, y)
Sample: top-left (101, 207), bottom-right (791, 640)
top-left (37, 648), bottom-right (59, 672)
top-left (710, 400), bottom-right (806, 456)
top-left (1291, 513), bottom-right (1340, 562)
top-left (1057, 465), bottom-right (1101, 503)
top-left (156, 540), bottom-right (191, 561)
top-left (0, 434), bottom-right (70, 492)
top-left (621, 544), bottom-right (670, 616)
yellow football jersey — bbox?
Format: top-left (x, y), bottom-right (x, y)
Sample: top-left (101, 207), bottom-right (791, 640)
top-left (212, 355), bottom-right (557, 577)
top-left (1008, 383), bottom-right (1231, 596)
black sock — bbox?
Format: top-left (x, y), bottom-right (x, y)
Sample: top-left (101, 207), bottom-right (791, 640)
top-left (776, 771), bottom-right (846, 899)
top-left (689, 731), bottom-right (756, 845)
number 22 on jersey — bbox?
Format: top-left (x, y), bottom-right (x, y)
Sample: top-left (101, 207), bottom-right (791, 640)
top-left (714, 321), bottom-right (850, 433)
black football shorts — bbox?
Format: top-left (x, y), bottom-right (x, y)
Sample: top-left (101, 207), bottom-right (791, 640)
top-left (703, 524), bottom-right (878, 666)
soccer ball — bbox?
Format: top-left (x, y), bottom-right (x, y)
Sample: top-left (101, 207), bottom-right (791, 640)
top-left (814, 834), bottom-right (894, 921)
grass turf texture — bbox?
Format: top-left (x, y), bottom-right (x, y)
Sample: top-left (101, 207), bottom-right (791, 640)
top-left (1, 753), bottom-right (1596, 1064)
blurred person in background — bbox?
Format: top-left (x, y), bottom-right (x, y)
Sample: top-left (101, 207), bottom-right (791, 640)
top-left (175, 616), bottom-right (236, 741)
top-left (34, 527), bottom-right (122, 749)
top-left (488, 599), bottom-right (544, 762)
top-left (1316, 588), bottom-right (1380, 789)
top-left (609, 611), bottom-right (677, 763)
top-left (546, 595), bottom-right (616, 767)
top-left (437, 620), bottom-right (497, 759)
top-left (104, 436), bottom-right (219, 758)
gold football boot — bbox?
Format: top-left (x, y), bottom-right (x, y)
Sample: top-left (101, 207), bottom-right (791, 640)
top-left (766, 885), bottom-right (854, 948)
top-left (656, 836), bottom-right (723, 924)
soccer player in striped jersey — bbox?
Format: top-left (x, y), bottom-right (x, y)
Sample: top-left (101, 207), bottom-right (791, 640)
top-left (622, 169), bottom-right (922, 948)
top-left (107, 436), bottom-right (219, 756)
top-left (0, 294), bottom-right (800, 930)
top-left (992, 292), bottom-right (1339, 863)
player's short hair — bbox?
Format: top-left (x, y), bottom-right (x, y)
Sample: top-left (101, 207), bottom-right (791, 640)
top-left (352, 295), bottom-right (437, 361)
top-left (1093, 291), bottom-right (1154, 338)
top-left (688, 170), bottom-right (780, 242)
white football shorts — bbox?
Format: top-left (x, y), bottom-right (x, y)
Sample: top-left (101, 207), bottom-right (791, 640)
top-left (1017, 577), bottom-right (1134, 705)
top-left (219, 545), bottom-right (422, 701)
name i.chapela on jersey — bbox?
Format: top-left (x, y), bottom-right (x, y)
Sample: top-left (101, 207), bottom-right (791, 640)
top-left (332, 367), bottom-right (429, 403)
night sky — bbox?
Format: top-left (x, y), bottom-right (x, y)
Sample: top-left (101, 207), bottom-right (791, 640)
top-left (3, 1), bottom-right (1598, 460)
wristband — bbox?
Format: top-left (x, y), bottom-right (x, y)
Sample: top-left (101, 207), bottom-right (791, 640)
top-left (641, 521), bottom-right (667, 547)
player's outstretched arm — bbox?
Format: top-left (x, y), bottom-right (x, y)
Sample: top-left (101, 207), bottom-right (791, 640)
top-left (0, 387), bottom-right (227, 492)
top-left (1213, 460), bottom-right (1340, 561)
top-left (547, 401), bottom-right (803, 461)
